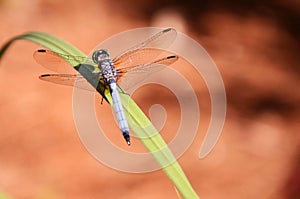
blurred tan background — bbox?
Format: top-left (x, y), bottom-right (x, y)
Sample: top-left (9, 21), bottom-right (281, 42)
top-left (0, 0), bottom-right (299, 198)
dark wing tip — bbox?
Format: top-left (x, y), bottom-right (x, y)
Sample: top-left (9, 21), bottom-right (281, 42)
top-left (39, 74), bottom-right (50, 77)
top-left (163, 28), bottom-right (172, 32)
top-left (167, 55), bottom-right (179, 63)
top-left (167, 55), bottom-right (177, 59)
top-left (37, 49), bottom-right (47, 52)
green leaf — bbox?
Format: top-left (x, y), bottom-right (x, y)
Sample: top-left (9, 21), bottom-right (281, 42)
top-left (0, 32), bottom-right (200, 199)
top-left (0, 192), bottom-right (12, 199)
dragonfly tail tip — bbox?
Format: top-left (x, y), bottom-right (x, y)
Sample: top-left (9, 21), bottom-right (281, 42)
top-left (123, 131), bottom-right (131, 146)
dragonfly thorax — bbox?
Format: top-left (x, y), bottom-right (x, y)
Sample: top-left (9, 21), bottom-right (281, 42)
top-left (92, 49), bottom-right (117, 80)
top-left (100, 60), bottom-right (117, 81)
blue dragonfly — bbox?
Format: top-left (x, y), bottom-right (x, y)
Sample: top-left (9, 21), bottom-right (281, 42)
top-left (34, 28), bottom-right (179, 145)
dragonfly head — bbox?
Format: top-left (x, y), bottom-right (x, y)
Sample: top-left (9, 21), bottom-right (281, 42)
top-left (92, 49), bottom-right (110, 64)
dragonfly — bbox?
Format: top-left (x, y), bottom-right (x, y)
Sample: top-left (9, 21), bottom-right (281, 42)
top-left (34, 28), bottom-right (179, 146)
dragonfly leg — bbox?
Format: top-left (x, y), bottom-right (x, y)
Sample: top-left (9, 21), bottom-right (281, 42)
top-left (100, 84), bottom-right (106, 104)
top-left (97, 77), bottom-right (106, 105)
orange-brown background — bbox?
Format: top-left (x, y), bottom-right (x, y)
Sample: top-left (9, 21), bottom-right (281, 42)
top-left (0, 0), bottom-right (299, 198)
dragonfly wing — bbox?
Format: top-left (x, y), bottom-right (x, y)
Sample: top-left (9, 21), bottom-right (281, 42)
top-left (114, 48), bottom-right (176, 71)
top-left (34, 49), bottom-right (95, 74)
top-left (39, 73), bottom-right (95, 91)
top-left (112, 28), bottom-right (177, 67)
top-left (117, 55), bottom-right (179, 91)
top-left (129, 28), bottom-right (177, 50)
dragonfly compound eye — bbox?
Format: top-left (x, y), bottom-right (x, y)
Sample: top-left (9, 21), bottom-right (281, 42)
top-left (92, 49), bottom-right (110, 63)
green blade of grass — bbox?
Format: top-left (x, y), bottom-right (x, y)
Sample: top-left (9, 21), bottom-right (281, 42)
top-left (0, 192), bottom-right (12, 199)
top-left (0, 32), bottom-right (200, 199)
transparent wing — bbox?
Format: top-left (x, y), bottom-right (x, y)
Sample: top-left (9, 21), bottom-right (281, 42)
top-left (117, 55), bottom-right (179, 91)
top-left (119, 28), bottom-right (177, 52)
top-left (35, 28), bottom-right (178, 92)
top-left (34, 49), bottom-right (99, 91)
top-left (114, 48), bottom-right (177, 70)
top-left (33, 49), bottom-right (96, 74)
top-left (113, 28), bottom-right (177, 69)
top-left (39, 74), bottom-right (95, 91)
